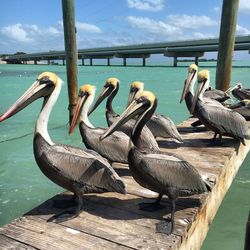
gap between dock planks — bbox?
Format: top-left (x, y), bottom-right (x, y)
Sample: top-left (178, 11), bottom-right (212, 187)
top-left (0, 118), bottom-right (249, 250)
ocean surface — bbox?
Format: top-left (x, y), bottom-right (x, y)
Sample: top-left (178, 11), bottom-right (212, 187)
top-left (0, 61), bottom-right (249, 249)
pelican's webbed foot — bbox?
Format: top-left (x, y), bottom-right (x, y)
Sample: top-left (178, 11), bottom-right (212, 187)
top-left (48, 187), bottom-right (83, 223)
top-left (156, 219), bottom-right (174, 235)
top-left (47, 209), bottom-right (80, 223)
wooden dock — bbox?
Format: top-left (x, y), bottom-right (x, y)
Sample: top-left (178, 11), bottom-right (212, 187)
top-left (0, 118), bottom-right (249, 250)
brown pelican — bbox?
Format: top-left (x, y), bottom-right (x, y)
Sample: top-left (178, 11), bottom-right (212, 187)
top-left (127, 81), bottom-right (183, 143)
top-left (101, 90), bottom-right (210, 235)
top-left (190, 70), bottom-right (250, 144)
top-left (69, 84), bottom-right (129, 164)
top-left (180, 64), bottom-right (198, 112)
top-left (180, 64), bottom-right (228, 128)
top-left (88, 77), bottom-right (160, 152)
top-left (180, 64), bottom-right (227, 111)
top-left (231, 83), bottom-right (250, 101)
top-left (0, 72), bottom-right (125, 221)
top-left (229, 99), bottom-right (250, 121)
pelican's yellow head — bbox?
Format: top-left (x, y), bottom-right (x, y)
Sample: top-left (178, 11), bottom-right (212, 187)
top-left (134, 90), bottom-right (156, 107)
top-left (130, 81), bottom-right (144, 91)
top-left (198, 70), bottom-right (209, 83)
top-left (79, 84), bottom-right (96, 96)
top-left (105, 77), bottom-right (120, 88)
top-left (37, 72), bottom-right (60, 86)
top-left (188, 64), bottom-right (198, 73)
top-left (100, 90), bottom-right (157, 141)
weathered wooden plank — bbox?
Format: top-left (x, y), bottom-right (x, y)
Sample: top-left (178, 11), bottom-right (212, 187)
top-left (0, 216), bottom-right (131, 250)
top-left (1, 118), bottom-right (249, 249)
top-left (178, 123), bottom-right (250, 250)
top-left (28, 213), bottom-right (177, 250)
top-left (0, 234), bottom-right (37, 249)
top-left (27, 192), bottom-right (181, 248)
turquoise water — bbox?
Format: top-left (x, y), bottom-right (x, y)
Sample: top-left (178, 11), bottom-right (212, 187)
top-left (0, 61), bottom-right (249, 249)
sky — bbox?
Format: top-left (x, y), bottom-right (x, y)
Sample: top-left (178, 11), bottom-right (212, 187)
top-left (0, 0), bottom-right (250, 59)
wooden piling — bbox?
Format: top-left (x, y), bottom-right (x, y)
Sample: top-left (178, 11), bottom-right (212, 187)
top-left (245, 211), bottom-right (250, 250)
top-left (62, 0), bottom-right (78, 124)
top-left (215, 0), bottom-right (239, 91)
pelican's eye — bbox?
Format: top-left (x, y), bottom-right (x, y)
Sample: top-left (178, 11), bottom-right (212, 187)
top-left (104, 82), bottom-right (111, 88)
top-left (137, 96), bottom-right (149, 104)
top-left (38, 76), bottom-right (53, 85)
top-left (79, 91), bottom-right (88, 97)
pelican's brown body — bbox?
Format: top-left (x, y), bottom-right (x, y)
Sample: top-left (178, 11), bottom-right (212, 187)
top-left (101, 90), bottom-right (210, 235)
top-left (0, 72), bottom-right (125, 221)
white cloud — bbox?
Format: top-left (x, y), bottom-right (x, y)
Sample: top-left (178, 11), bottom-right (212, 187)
top-left (76, 22), bottom-right (102, 33)
top-left (47, 27), bottom-right (61, 35)
top-left (191, 32), bottom-right (215, 39)
top-left (239, 0), bottom-right (250, 14)
top-left (126, 14), bottom-right (219, 42)
top-left (0, 21), bottom-right (103, 53)
top-left (236, 24), bottom-right (250, 35)
top-left (127, 16), bottom-right (181, 36)
top-left (1, 23), bottom-right (31, 42)
top-left (127, 0), bottom-right (164, 12)
top-left (167, 15), bottom-right (218, 29)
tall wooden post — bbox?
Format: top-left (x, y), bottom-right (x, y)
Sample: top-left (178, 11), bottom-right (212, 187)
top-left (244, 211), bottom-right (250, 250)
top-left (215, 0), bottom-right (239, 91)
top-left (62, 0), bottom-right (78, 124)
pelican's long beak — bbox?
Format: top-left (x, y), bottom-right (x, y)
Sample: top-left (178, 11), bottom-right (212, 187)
top-left (100, 100), bottom-right (145, 140)
top-left (88, 86), bottom-right (111, 116)
top-left (0, 79), bottom-right (54, 122)
top-left (226, 85), bottom-right (238, 93)
top-left (180, 70), bottom-right (196, 103)
top-left (190, 79), bottom-right (206, 114)
top-left (68, 94), bottom-right (87, 134)
top-left (126, 90), bottom-right (137, 107)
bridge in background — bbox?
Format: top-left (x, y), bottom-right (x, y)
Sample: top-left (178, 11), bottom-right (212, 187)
top-left (3, 35), bottom-right (250, 67)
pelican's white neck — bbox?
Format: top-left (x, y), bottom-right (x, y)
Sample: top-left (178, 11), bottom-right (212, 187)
top-left (80, 92), bottom-right (94, 128)
top-left (189, 72), bottom-right (197, 96)
top-left (199, 77), bottom-right (210, 102)
top-left (35, 79), bottom-right (62, 145)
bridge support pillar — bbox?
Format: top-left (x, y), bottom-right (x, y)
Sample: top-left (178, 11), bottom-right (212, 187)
top-left (165, 51), bottom-right (204, 67)
top-left (142, 57), bottom-right (146, 67)
top-left (123, 58), bottom-right (127, 66)
top-left (107, 58), bottom-right (110, 66)
top-left (173, 57), bottom-right (177, 67)
top-left (48, 60), bottom-right (50, 65)
top-left (90, 58), bottom-right (93, 66)
top-left (34, 60), bottom-right (37, 65)
top-left (81, 58), bottom-right (84, 66)
top-left (195, 56), bottom-right (199, 66)
top-left (62, 59), bottom-right (65, 65)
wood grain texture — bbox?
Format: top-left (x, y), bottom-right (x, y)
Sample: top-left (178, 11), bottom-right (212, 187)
top-left (1, 118), bottom-right (249, 250)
